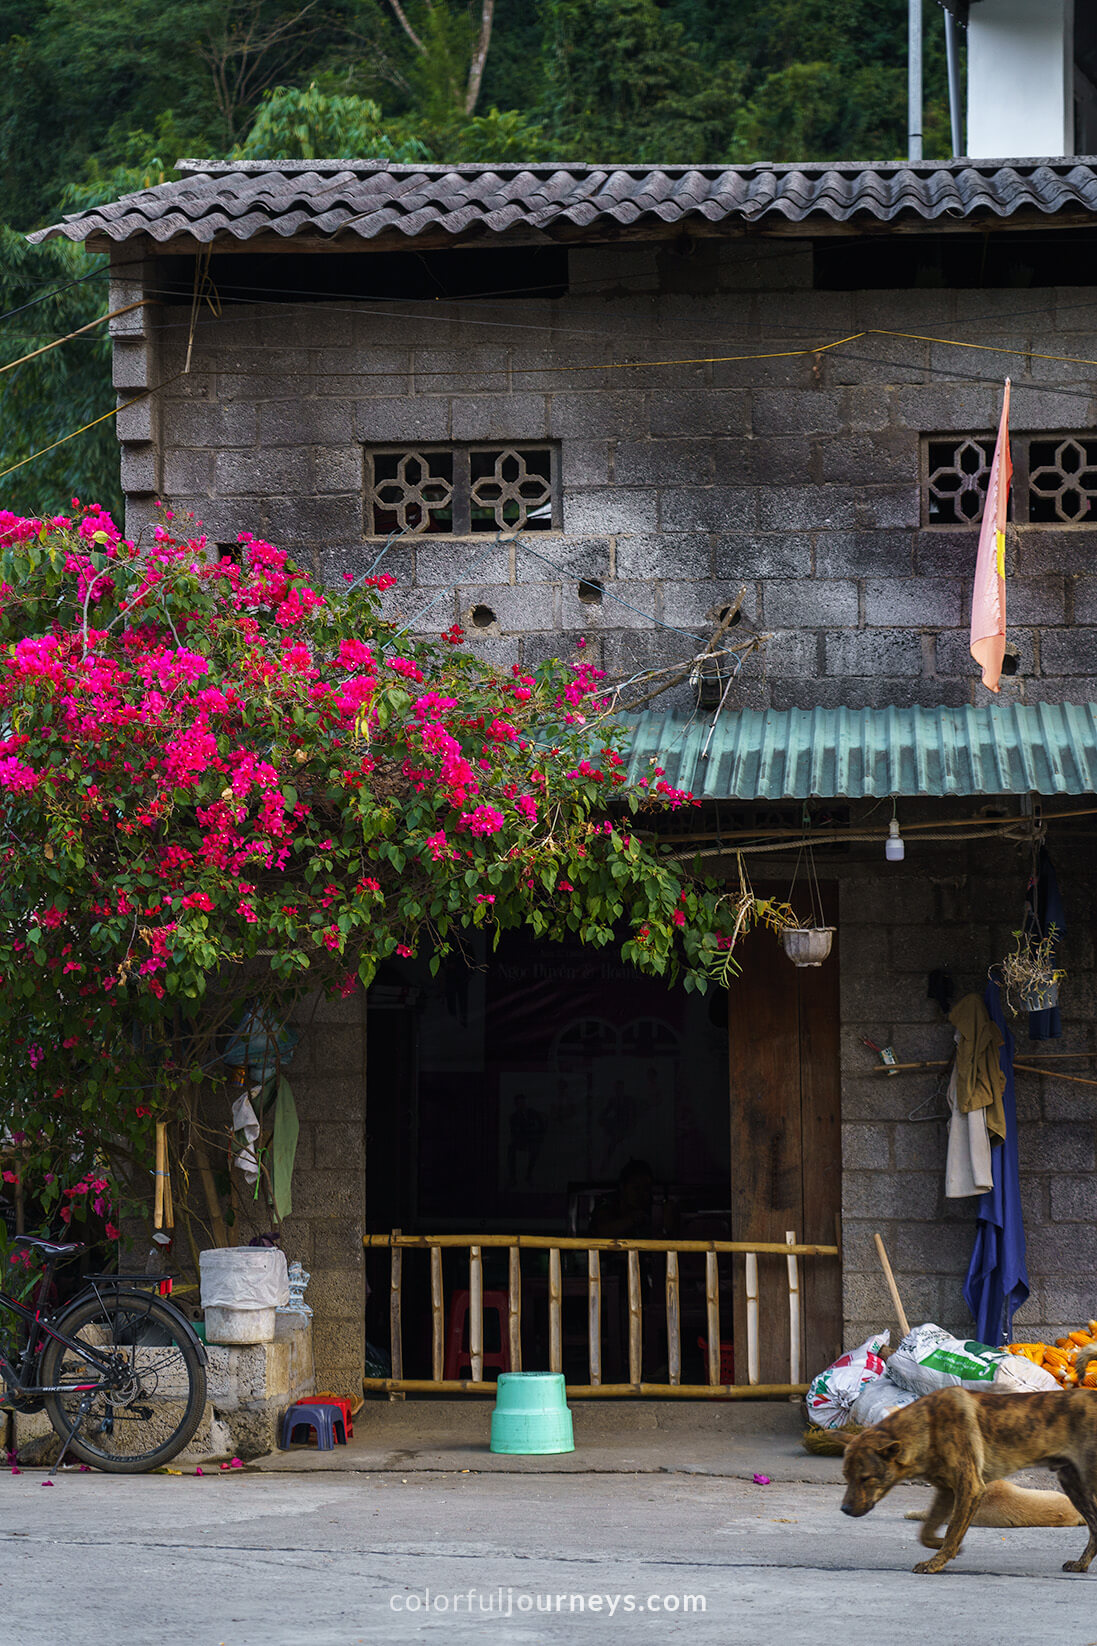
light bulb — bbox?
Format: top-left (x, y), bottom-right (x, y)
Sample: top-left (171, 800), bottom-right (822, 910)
top-left (885, 818), bottom-right (905, 862)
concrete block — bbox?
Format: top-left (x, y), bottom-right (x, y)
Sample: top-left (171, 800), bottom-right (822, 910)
top-left (1071, 576), bottom-right (1097, 623)
top-left (1017, 1122), bottom-right (1095, 1174)
top-left (842, 387), bottom-right (892, 431)
top-left (614, 440), bottom-right (717, 487)
top-left (817, 432), bottom-right (917, 486)
top-left (757, 488), bottom-right (857, 532)
top-left (521, 631), bottom-right (595, 672)
top-left (864, 578), bottom-right (962, 628)
top-left (816, 530), bottom-right (915, 579)
top-left (355, 398), bottom-right (451, 442)
top-left (1039, 628), bottom-right (1097, 676)
top-left (314, 448), bottom-right (363, 494)
top-left (659, 581), bottom-right (758, 633)
top-left (889, 383), bottom-right (997, 431)
top-left (752, 629), bottom-right (819, 677)
top-left (842, 1123), bottom-right (890, 1170)
top-left (459, 582), bottom-right (557, 633)
top-left (564, 489), bottom-right (658, 535)
top-left (263, 496), bottom-right (361, 547)
top-left (516, 537), bottom-right (610, 584)
top-left (825, 629), bottom-right (923, 677)
top-left (649, 392), bottom-right (750, 438)
top-left (659, 487), bottom-right (757, 533)
top-left (216, 448), bottom-right (312, 495)
top-left (1050, 1175), bottom-right (1097, 1222)
top-left (417, 537), bottom-right (512, 587)
top-left (549, 392), bottom-right (647, 441)
top-left (120, 445), bottom-right (157, 494)
top-left (112, 338), bottom-right (152, 390)
top-left (843, 1169), bottom-right (941, 1221)
top-left (751, 389), bottom-right (845, 436)
top-left (1009, 387), bottom-right (1097, 427)
top-left (715, 533), bottom-right (812, 580)
top-left (891, 1123), bottom-right (948, 1175)
top-left (558, 441), bottom-right (611, 487)
top-left (414, 348), bottom-right (509, 394)
top-left (614, 532), bottom-right (701, 581)
top-left (763, 578), bottom-right (858, 628)
top-left (451, 394), bottom-right (550, 441)
top-left (161, 449), bottom-right (212, 495)
top-left (560, 579), bottom-right (655, 631)
top-left (259, 399), bottom-right (354, 445)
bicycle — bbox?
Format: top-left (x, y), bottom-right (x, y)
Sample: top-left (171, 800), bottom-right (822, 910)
top-left (0, 1234), bottom-right (208, 1474)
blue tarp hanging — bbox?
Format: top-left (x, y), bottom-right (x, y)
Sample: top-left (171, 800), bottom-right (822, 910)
top-left (962, 981), bottom-right (1029, 1345)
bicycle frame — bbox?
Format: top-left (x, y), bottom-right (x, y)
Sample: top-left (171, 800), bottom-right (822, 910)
top-left (0, 1256), bottom-right (149, 1398)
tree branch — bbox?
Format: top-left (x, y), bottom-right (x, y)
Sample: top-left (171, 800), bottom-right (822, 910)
top-left (465, 0), bottom-right (495, 116)
top-left (386, 0), bottom-right (426, 54)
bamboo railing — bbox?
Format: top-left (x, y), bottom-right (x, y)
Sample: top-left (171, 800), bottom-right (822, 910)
top-left (362, 1231), bottom-right (839, 1398)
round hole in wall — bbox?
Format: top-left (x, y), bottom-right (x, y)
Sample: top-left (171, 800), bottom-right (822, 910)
top-left (470, 604), bottom-right (497, 629)
top-left (717, 604), bottom-right (743, 627)
top-left (577, 579), bottom-right (604, 606)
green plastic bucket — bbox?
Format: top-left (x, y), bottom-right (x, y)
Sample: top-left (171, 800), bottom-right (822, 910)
top-left (490, 1372), bottom-right (574, 1455)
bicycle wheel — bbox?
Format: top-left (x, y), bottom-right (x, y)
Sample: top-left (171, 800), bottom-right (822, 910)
top-left (40, 1288), bottom-right (207, 1473)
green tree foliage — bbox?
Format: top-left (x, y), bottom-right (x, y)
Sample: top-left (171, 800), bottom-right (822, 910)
top-left (0, 0), bottom-right (958, 509)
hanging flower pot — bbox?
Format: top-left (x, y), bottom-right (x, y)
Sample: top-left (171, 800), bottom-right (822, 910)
top-left (780, 925), bottom-right (835, 968)
top-left (1019, 977), bottom-right (1060, 1013)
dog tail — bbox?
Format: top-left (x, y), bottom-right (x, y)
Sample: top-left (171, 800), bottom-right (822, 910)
top-left (905, 1481), bottom-right (1084, 1528)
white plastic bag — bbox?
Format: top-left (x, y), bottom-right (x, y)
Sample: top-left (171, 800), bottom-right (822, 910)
top-left (806, 1332), bottom-right (890, 1428)
top-left (888, 1323), bottom-right (1005, 1395)
top-left (993, 1355), bottom-right (1060, 1393)
top-left (851, 1372), bottom-right (919, 1427)
top-left (200, 1247), bottom-right (289, 1310)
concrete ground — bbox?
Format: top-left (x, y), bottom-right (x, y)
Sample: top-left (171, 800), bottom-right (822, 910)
top-left (7, 1402), bottom-right (1097, 1645)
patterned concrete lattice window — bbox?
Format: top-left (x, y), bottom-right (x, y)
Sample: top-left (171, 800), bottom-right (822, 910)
top-left (366, 445), bottom-right (557, 536)
top-left (367, 450), bottom-right (455, 534)
top-left (1027, 436), bottom-right (1097, 523)
top-left (924, 437), bottom-right (996, 524)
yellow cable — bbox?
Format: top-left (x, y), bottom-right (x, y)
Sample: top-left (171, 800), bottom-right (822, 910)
top-left (512, 331), bottom-right (869, 374)
top-left (0, 299), bottom-right (151, 376)
top-left (0, 378), bottom-right (178, 483)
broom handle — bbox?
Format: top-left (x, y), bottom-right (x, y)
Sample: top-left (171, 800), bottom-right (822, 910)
top-left (874, 1232), bottom-right (910, 1338)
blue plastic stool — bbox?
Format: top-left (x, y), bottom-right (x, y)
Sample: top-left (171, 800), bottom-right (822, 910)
top-left (280, 1401), bottom-right (347, 1450)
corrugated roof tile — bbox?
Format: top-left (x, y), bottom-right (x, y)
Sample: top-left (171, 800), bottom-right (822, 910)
top-left (623, 704), bottom-right (1097, 799)
top-left (28, 157), bottom-right (1097, 246)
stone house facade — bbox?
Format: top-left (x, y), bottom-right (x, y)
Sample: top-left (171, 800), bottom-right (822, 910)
top-left (35, 158), bottom-right (1097, 1390)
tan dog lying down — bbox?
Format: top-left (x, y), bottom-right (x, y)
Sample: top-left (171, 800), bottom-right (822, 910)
top-left (841, 1387), bottom-right (1097, 1574)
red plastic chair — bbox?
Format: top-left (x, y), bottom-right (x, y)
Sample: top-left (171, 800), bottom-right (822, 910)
top-left (444, 1290), bottom-right (511, 1380)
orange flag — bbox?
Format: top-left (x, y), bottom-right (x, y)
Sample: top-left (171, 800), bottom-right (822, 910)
top-left (970, 379), bottom-right (1012, 693)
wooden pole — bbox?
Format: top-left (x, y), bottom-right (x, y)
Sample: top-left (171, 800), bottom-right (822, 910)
top-left (587, 1248), bottom-right (602, 1387)
top-left (508, 1245), bottom-right (522, 1372)
top-left (470, 1245), bottom-right (484, 1383)
top-left (705, 1250), bottom-right (720, 1387)
top-left (627, 1247), bottom-right (642, 1386)
top-left (745, 1252), bottom-right (759, 1385)
top-left (430, 1245), bottom-right (444, 1383)
top-left (874, 1232), bottom-right (911, 1337)
top-left (548, 1247), bottom-right (562, 1376)
top-left (153, 1122), bottom-right (166, 1232)
top-left (786, 1230), bottom-right (801, 1386)
top-left (390, 1231), bottom-right (404, 1384)
top-left (192, 1134), bottom-right (228, 1248)
top-left (665, 1249), bottom-right (681, 1386)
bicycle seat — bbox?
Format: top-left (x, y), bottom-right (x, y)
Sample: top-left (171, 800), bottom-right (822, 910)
top-left (12, 1237), bottom-right (85, 1256)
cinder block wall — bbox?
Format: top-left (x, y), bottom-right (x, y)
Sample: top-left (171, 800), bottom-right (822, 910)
top-left (124, 236), bottom-right (1097, 710)
top-left (116, 237), bottom-right (1097, 1364)
top-left (836, 819), bottom-right (1097, 1352)
top-left (225, 989), bottom-right (367, 1395)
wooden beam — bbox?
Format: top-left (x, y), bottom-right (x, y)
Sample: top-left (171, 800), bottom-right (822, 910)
top-left (548, 1247), bottom-right (562, 1376)
top-left (588, 1248), bottom-right (602, 1387)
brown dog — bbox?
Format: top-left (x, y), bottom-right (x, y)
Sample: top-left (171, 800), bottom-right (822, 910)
top-left (841, 1386), bottom-right (1097, 1574)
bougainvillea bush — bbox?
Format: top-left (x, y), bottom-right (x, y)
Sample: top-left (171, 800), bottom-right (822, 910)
top-left (0, 505), bottom-right (739, 1247)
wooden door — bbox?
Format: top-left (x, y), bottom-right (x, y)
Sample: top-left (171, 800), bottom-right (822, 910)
top-left (729, 884), bottom-right (842, 1384)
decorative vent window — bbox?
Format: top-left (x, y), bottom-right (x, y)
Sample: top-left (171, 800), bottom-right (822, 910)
top-left (923, 434), bottom-right (1097, 526)
top-left (366, 446), bottom-right (557, 536)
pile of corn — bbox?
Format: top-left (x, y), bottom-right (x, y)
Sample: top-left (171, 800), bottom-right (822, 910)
top-left (1008, 1324), bottom-right (1097, 1386)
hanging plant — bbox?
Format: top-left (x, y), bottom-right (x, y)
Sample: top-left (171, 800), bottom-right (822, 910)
top-left (707, 855), bottom-right (797, 985)
top-left (780, 814), bottom-right (835, 968)
top-left (998, 929), bottom-right (1065, 1016)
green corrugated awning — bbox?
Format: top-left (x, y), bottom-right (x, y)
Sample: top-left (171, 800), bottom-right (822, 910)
top-left (624, 704), bottom-right (1097, 799)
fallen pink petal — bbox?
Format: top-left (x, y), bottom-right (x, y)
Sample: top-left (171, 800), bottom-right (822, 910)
top-left (753, 1474), bottom-right (771, 1485)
